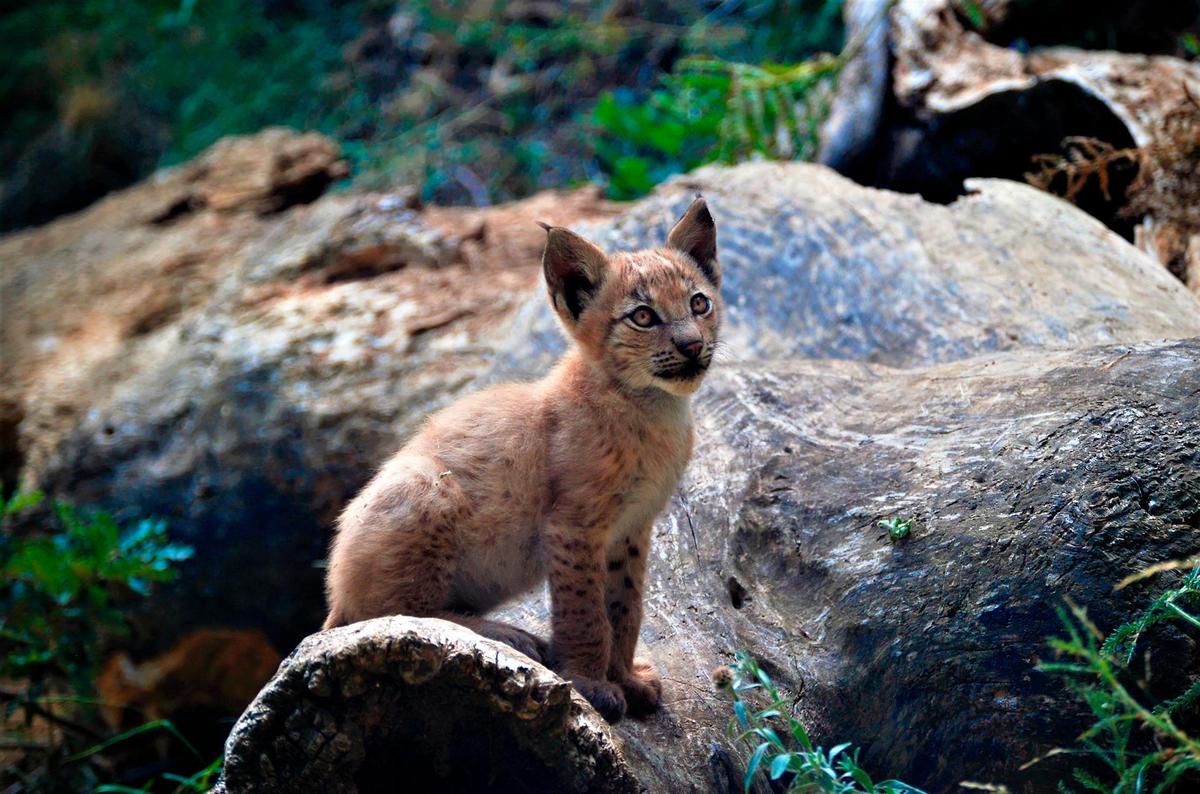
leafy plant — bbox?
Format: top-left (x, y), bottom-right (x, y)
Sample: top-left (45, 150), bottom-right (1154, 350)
top-left (1033, 567), bottom-right (1200, 792)
top-left (954, 0), bottom-right (988, 32)
top-left (591, 51), bottom-right (841, 199)
top-left (0, 0), bottom-right (382, 166)
top-left (716, 650), bottom-right (926, 793)
top-left (1182, 33), bottom-right (1200, 58)
top-left (590, 0), bottom-right (886, 199)
top-left (878, 517), bottom-right (913, 543)
top-left (1, 489), bottom-right (195, 792)
top-left (3, 0), bottom-right (855, 214)
top-left (94, 754), bottom-right (224, 794)
top-left (370, 0), bottom-right (847, 202)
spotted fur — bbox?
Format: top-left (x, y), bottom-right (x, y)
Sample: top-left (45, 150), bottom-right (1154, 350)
top-left (323, 197), bottom-right (722, 722)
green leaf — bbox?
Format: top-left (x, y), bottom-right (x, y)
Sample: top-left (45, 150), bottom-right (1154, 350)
top-left (848, 761), bottom-right (875, 789)
top-left (958, 0), bottom-right (986, 29)
top-left (744, 742), bottom-right (770, 792)
top-left (1070, 767), bottom-right (1109, 792)
top-left (769, 751), bottom-right (792, 780)
top-left (3, 489), bottom-right (44, 516)
top-left (68, 718), bottom-right (201, 763)
top-left (734, 699), bottom-right (749, 729)
top-left (789, 717), bottom-right (814, 752)
top-left (755, 726), bottom-right (785, 749)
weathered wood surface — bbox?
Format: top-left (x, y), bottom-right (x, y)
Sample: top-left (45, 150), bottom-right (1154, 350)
top-left (825, 0), bottom-right (1200, 290)
top-left (222, 338), bottom-right (1200, 792)
top-left (492, 163), bottom-right (1199, 379)
top-left (6, 153), bottom-right (1195, 655)
top-left (216, 617), bottom-right (639, 794)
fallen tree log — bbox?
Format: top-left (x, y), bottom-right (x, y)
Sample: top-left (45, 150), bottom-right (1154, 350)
top-left (221, 338), bottom-right (1200, 793)
top-left (490, 164), bottom-right (1200, 381)
top-left (217, 618), bottom-right (639, 794)
top-left (7, 157), bottom-right (1195, 656)
top-left (825, 0), bottom-right (1200, 291)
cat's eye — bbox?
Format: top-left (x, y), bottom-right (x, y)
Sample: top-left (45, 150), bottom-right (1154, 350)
top-left (628, 306), bottom-right (660, 328)
top-left (691, 293), bottom-right (712, 316)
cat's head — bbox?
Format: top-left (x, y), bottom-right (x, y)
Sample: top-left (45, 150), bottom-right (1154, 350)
top-left (540, 196), bottom-right (722, 397)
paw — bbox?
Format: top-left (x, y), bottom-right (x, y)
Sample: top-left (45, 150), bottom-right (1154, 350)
top-left (620, 658), bottom-right (663, 716)
top-left (571, 675), bottom-right (627, 723)
top-left (492, 627), bottom-right (550, 666)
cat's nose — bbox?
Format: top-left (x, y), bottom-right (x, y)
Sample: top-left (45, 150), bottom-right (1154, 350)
top-left (674, 338), bottom-right (704, 359)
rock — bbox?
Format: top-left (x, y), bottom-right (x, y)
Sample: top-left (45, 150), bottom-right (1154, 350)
top-left (0, 130), bottom-right (618, 653)
top-left (491, 163), bottom-right (1200, 379)
top-left (5, 134), bottom-right (1200, 791)
top-left (222, 338), bottom-right (1200, 792)
top-left (4, 155), bottom-right (1197, 655)
top-left (183, 127), bottom-right (350, 215)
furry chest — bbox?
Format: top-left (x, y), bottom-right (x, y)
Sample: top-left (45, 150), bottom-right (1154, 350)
top-left (606, 448), bottom-right (688, 543)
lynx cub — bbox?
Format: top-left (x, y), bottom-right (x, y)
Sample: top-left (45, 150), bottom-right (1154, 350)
top-left (323, 197), bottom-right (721, 721)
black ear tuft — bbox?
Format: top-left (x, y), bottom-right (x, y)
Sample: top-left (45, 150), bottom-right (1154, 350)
top-left (667, 196), bottom-right (719, 288)
top-left (541, 226), bottom-right (608, 325)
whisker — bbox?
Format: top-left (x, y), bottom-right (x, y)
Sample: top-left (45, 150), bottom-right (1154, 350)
top-left (707, 340), bottom-right (745, 365)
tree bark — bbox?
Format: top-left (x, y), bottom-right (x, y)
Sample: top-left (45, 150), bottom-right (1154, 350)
top-left (830, 0), bottom-right (1200, 290)
top-left (221, 338), bottom-right (1200, 793)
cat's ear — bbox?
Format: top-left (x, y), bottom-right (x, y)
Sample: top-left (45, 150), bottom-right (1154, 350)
top-left (667, 195), bottom-right (719, 289)
top-left (539, 223), bottom-right (608, 325)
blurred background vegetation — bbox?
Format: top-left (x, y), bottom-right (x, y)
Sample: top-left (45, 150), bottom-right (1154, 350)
top-left (0, 0), bottom-right (850, 230)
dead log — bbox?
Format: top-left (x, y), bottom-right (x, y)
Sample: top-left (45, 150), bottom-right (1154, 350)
top-left (216, 618), bottom-right (639, 794)
top-left (826, 0), bottom-right (1200, 291)
top-left (221, 338), bottom-right (1200, 793)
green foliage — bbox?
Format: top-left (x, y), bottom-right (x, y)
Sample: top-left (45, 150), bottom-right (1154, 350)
top-left (2, 0), bottom-right (850, 209)
top-left (0, 0), bottom-right (382, 171)
top-left (591, 48), bottom-right (846, 199)
top-left (92, 748), bottom-right (221, 794)
top-left (163, 754), bottom-right (225, 792)
top-left (2, 492), bottom-right (192, 692)
top-left (1038, 569), bottom-right (1200, 792)
top-left (955, 0), bottom-right (988, 31)
top-left (1, 490), bottom-right (196, 792)
top-left (718, 651), bottom-right (926, 793)
top-left (878, 517), bottom-right (914, 543)
top-left (591, 53), bottom-right (841, 199)
top-left (1181, 33), bottom-right (1200, 58)
top-left (370, 0), bottom-right (846, 202)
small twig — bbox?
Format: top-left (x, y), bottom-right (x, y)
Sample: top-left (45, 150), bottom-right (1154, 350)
top-left (0, 739), bottom-right (50, 751)
top-left (2, 695), bottom-right (105, 741)
top-left (1097, 349), bottom-right (1132, 371)
top-left (405, 307), bottom-right (474, 336)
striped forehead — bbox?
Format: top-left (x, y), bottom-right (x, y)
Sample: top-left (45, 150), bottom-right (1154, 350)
top-left (618, 251), bottom-right (698, 302)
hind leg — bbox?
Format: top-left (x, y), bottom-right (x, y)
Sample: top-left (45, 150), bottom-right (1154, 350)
top-left (323, 456), bottom-right (548, 663)
top-left (324, 457), bottom-right (464, 628)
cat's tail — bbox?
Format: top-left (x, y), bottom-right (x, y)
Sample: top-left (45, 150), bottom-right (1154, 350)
top-left (321, 610), bottom-right (345, 631)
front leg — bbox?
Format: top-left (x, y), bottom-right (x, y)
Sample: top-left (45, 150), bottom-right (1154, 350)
top-left (606, 525), bottom-right (662, 715)
top-left (545, 525), bottom-right (626, 722)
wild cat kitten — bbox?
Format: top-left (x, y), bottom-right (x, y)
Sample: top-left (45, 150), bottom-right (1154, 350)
top-left (323, 197), bottom-right (722, 721)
